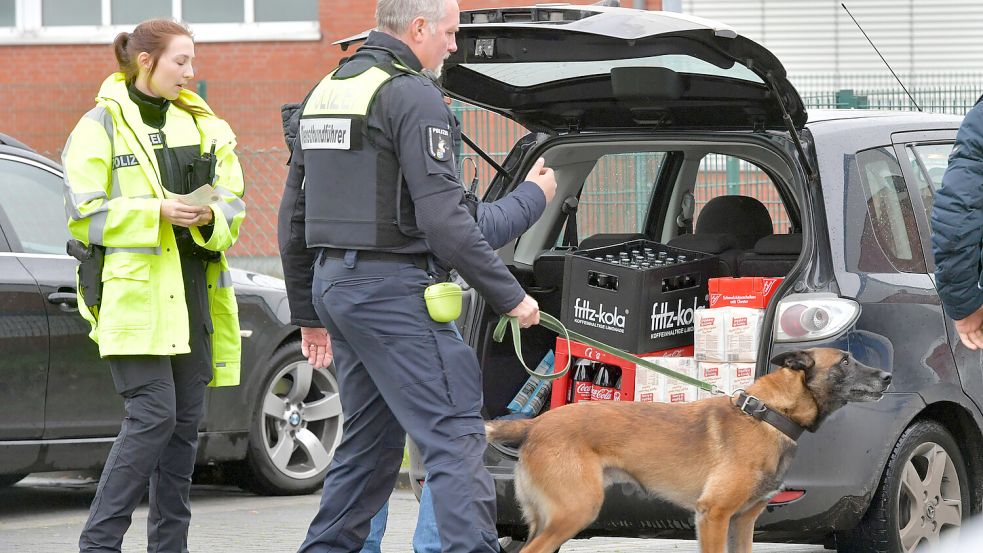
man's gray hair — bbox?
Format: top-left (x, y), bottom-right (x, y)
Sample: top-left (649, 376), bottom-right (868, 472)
top-left (376, 0), bottom-right (446, 34)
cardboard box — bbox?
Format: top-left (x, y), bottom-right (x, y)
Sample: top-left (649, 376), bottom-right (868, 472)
top-left (725, 308), bottom-right (764, 362)
top-left (550, 338), bottom-right (694, 408)
top-left (709, 277), bottom-right (783, 309)
top-left (560, 240), bottom-right (719, 353)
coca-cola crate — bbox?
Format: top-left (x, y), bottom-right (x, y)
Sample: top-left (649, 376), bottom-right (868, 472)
top-left (560, 239), bottom-right (719, 354)
top-left (549, 337), bottom-right (694, 409)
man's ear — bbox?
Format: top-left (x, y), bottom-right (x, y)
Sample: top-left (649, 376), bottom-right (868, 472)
top-left (770, 350), bottom-right (815, 371)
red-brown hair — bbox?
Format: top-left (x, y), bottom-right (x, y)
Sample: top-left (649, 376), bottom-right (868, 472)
top-left (113, 19), bottom-right (210, 117)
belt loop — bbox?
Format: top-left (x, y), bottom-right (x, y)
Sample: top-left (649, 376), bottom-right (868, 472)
top-left (317, 248), bottom-right (327, 267)
top-left (344, 249), bottom-right (358, 269)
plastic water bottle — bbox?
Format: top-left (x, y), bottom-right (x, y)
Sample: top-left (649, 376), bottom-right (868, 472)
top-left (506, 351), bottom-right (555, 413)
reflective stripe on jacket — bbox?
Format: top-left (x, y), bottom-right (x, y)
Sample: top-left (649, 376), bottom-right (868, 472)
top-left (62, 72), bottom-right (246, 386)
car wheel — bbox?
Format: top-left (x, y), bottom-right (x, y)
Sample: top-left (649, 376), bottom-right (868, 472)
top-left (0, 474), bottom-right (27, 487)
top-left (236, 341), bottom-right (344, 495)
top-left (837, 420), bottom-right (968, 552)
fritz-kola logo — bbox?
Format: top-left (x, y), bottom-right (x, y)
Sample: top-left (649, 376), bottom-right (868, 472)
top-left (573, 298), bottom-right (627, 329)
top-left (650, 297), bottom-right (700, 331)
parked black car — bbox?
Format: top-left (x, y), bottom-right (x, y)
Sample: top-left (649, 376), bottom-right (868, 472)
top-left (381, 5), bottom-right (980, 552)
top-left (0, 133), bottom-right (341, 496)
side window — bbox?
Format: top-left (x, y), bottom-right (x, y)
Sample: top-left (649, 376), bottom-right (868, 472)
top-left (905, 142), bottom-right (954, 218)
top-left (846, 147), bottom-right (925, 273)
top-left (693, 154), bottom-right (790, 234)
top-left (576, 152), bottom-right (667, 239)
top-left (0, 157), bottom-right (70, 254)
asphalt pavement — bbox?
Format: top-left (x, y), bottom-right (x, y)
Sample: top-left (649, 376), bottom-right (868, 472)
top-left (0, 473), bottom-right (828, 552)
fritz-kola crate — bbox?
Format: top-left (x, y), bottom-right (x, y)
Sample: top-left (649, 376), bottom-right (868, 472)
top-left (560, 239), bottom-right (720, 353)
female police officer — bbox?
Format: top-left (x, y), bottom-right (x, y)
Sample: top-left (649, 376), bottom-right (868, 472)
top-left (62, 18), bottom-right (246, 553)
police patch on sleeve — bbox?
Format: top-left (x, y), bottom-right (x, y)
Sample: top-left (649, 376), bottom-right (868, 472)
top-left (427, 126), bottom-right (451, 162)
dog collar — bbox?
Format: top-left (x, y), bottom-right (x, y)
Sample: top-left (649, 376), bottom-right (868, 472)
top-left (733, 391), bottom-right (805, 441)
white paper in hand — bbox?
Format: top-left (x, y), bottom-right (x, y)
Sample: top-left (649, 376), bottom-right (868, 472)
top-left (168, 185), bottom-right (221, 207)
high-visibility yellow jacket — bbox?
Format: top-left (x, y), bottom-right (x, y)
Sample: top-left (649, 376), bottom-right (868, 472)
top-left (62, 73), bottom-right (246, 386)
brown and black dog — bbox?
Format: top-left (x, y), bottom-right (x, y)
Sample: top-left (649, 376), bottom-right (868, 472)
top-left (486, 348), bottom-right (892, 553)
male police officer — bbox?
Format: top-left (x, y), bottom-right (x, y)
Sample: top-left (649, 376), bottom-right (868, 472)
top-left (277, 1), bottom-right (554, 551)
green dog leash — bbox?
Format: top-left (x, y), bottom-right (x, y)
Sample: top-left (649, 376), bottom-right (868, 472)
top-left (493, 313), bottom-right (721, 394)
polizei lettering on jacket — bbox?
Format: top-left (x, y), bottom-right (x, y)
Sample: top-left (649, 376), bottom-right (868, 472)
top-left (572, 298), bottom-right (627, 333)
top-left (650, 297), bottom-right (700, 338)
top-left (300, 118), bottom-right (352, 150)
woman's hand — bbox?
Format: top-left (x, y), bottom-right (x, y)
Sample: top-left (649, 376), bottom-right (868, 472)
top-left (161, 199), bottom-right (210, 228)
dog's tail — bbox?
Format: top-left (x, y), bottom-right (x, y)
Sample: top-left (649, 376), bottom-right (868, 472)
top-left (485, 419), bottom-right (535, 445)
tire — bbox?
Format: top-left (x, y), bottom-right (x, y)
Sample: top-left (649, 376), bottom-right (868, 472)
top-left (234, 341), bottom-right (344, 495)
top-left (837, 420), bottom-right (969, 552)
top-left (0, 474), bottom-right (27, 487)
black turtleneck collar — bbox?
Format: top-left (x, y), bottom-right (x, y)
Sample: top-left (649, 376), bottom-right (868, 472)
top-left (359, 30), bottom-right (425, 73)
top-left (128, 83), bottom-right (170, 129)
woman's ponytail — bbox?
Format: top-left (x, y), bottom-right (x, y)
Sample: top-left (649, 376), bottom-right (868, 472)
top-left (113, 32), bottom-right (130, 68)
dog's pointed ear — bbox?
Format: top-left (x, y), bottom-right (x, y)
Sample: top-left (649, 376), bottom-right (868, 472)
top-left (770, 350), bottom-right (815, 371)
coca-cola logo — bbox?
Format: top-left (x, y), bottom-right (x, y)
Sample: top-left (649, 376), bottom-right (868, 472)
top-left (576, 382), bottom-right (592, 394)
top-left (737, 367), bottom-right (753, 377)
top-left (732, 317), bottom-right (748, 327)
top-left (591, 387), bottom-right (615, 401)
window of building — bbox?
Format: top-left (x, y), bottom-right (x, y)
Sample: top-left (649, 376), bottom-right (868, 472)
top-left (111, 0), bottom-right (172, 25)
top-left (0, 0), bottom-right (318, 44)
top-left (42, 0), bottom-right (99, 26)
top-left (0, 0), bottom-right (14, 27)
top-left (844, 146), bottom-right (926, 274)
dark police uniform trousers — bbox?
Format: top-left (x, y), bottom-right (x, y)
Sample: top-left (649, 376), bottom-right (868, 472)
top-left (79, 256), bottom-right (213, 553)
top-left (300, 250), bottom-right (498, 553)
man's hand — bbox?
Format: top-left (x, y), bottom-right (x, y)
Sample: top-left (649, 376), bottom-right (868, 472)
top-left (507, 294), bottom-right (540, 329)
top-left (300, 326), bottom-right (333, 368)
top-left (161, 199), bottom-right (210, 228)
top-left (524, 157), bottom-right (557, 203)
top-left (955, 304), bottom-right (983, 349)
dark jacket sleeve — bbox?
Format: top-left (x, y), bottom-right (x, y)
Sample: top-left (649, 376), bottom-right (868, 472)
top-left (277, 126), bottom-right (322, 327)
top-left (931, 103), bottom-right (983, 320)
top-left (476, 181), bottom-right (547, 250)
top-left (382, 77), bottom-right (526, 314)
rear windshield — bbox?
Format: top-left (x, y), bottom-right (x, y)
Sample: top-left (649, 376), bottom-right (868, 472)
top-left (462, 55), bottom-right (763, 88)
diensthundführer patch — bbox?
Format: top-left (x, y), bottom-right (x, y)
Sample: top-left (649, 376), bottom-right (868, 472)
top-left (300, 118), bottom-right (352, 150)
top-left (427, 126), bottom-right (451, 162)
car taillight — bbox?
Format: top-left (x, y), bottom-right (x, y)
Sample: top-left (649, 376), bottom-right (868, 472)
top-left (775, 293), bottom-right (860, 342)
top-left (769, 490), bottom-right (806, 504)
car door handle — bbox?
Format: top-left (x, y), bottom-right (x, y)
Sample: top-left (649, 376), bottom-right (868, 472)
top-left (48, 291), bottom-right (79, 311)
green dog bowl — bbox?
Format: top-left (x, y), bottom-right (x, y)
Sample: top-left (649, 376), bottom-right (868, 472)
top-left (424, 282), bottom-right (463, 323)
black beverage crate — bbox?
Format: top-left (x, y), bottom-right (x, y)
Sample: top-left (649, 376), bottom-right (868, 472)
top-left (560, 239), bottom-right (719, 354)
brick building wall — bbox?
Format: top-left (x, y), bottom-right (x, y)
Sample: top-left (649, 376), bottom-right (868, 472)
top-left (0, 0), bottom-right (662, 271)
